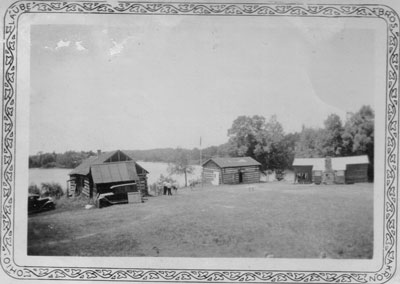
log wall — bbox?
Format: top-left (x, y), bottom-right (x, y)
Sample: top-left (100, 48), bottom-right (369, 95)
top-left (202, 160), bottom-right (222, 185)
top-left (138, 174), bottom-right (148, 194)
top-left (82, 178), bottom-right (91, 197)
top-left (202, 167), bottom-right (222, 185)
top-left (221, 166), bottom-right (260, 184)
top-left (345, 164), bottom-right (369, 183)
top-left (202, 160), bottom-right (260, 185)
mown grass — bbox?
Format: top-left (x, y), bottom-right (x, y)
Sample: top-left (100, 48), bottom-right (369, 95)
top-left (28, 182), bottom-right (373, 258)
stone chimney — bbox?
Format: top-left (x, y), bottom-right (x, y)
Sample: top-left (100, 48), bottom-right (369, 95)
top-left (325, 157), bottom-right (332, 171)
top-left (323, 157), bottom-right (334, 185)
top-left (97, 149), bottom-right (101, 156)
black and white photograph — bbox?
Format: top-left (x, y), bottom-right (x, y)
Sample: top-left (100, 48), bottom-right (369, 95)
top-left (1, 0), bottom-right (399, 283)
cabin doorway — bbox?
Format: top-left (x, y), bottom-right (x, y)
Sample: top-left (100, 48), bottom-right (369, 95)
top-left (238, 170), bottom-right (243, 183)
top-left (211, 171), bottom-right (220, 185)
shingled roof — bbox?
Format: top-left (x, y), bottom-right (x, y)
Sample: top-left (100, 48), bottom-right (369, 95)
top-left (69, 151), bottom-right (118, 175)
top-left (292, 158), bottom-right (325, 171)
top-left (91, 161), bottom-right (139, 184)
top-left (292, 155), bottom-right (369, 171)
top-left (203, 157), bottom-right (261, 168)
top-left (69, 150), bottom-right (149, 177)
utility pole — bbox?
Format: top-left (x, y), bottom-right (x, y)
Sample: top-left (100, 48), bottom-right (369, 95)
top-left (200, 137), bottom-right (203, 187)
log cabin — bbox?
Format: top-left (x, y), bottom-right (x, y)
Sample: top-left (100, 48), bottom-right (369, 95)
top-left (67, 150), bottom-right (148, 198)
top-left (292, 155), bottom-right (369, 184)
top-left (202, 157), bottom-right (261, 185)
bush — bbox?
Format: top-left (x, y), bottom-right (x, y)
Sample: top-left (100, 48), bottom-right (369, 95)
top-left (28, 183), bottom-right (40, 195)
top-left (55, 194), bottom-right (90, 211)
top-left (149, 174), bottom-right (177, 196)
top-left (157, 174), bottom-right (176, 185)
top-left (40, 182), bottom-right (64, 199)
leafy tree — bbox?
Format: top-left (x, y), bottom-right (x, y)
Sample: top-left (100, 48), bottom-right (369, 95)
top-left (342, 105), bottom-right (374, 180)
top-left (280, 132), bottom-right (299, 169)
top-left (295, 126), bottom-right (325, 158)
top-left (227, 115), bottom-right (292, 170)
top-left (342, 106), bottom-right (374, 155)
top-left (227, 115), bottom-right (266, 157)
top-left (253, 115), bottom-right (286, 169)
top-left (320, 114), bottom-right (344, 156)
top-left (167, 148), bottom-right (194, 187)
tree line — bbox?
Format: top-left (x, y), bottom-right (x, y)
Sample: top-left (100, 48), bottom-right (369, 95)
top-left (28, 147), bottom-right (230, 169)
top-left (29, 105), bottom-right (374, 179)
top-left (29, 150), bottom-right (96, 169)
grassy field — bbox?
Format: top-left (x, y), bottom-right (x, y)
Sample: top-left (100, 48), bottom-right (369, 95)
top-left (28, 182), bottom-right (373, 258)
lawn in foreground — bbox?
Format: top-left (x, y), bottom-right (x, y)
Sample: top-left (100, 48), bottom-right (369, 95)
top-left (28, 182), bottom-right (373, 258)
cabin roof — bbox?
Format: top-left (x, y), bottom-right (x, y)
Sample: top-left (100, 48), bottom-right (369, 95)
top-left (292, 158), bottom-right (325, 171)
top-left (69, 151), bottom-right (117, 175)
top-left (69, 150), bottom-right (148, 176)
top-left (292, 155), bottom-right (369, 171)
top-left (91, 161), bottom-right (139, 184)
top-left (331, 155), bottom-right (369, 170)
top-left (203, 156), bottom-right (261, 168)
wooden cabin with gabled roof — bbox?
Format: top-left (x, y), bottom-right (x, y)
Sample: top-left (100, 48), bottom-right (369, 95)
top-left (202, 156), bottom-right (261, 185)
top-left (68, 150), bottom-right (149, 198)
top-left (292, 155), bottom-right (369, 184)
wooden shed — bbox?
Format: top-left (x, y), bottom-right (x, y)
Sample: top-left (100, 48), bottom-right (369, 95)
top-left (292, 155), bottom-right (369, 184)
top-left (202, 157), bottom-right (261, 185)
top-left (67, 150), bottom-right (149, 198)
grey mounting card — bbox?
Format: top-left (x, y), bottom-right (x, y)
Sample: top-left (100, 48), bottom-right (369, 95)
top-left (1, 0), bottom-right (399, 284)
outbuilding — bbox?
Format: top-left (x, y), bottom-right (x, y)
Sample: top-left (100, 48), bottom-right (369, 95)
top-left (67, 150), bottom-right (149, 198)
top-left (202, 157), bottom-right (261, 185)
top-left (292, 155), bottom-right (369, 184)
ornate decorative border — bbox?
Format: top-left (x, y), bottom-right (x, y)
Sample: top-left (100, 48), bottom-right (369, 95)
top-left (1, 1), bottom-right (398, 283)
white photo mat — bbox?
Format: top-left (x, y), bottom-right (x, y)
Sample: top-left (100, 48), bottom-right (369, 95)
top-left (1, 0), bottom-right (399, 283)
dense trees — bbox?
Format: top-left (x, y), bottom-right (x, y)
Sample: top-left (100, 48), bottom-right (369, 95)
top-left (342, 106), bottom-right (374, 179)
top-left (29, 150), bottom-right (95, 169)
top-left (225, 106), bottom-right (374, 180)
top-left (295, 106), bottom-right (374, 161)
top-left (227, 115), bottom-right (295, 170)
top-left (227, 115), bottom-right (296, 170)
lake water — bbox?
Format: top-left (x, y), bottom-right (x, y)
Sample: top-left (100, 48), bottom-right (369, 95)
top-left (29, 161), bottom-right (202, 190)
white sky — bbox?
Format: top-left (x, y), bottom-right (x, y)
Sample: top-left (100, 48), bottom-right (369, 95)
top-left (29, 15), bottom-right (378, 154)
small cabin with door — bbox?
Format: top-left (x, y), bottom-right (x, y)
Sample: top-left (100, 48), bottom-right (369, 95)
top-left (292, 155), bottom-right (369, 184)
top-left (68, 150), bottom-right (149, 198)
top-left (202, 157), bottom-right (261, 185)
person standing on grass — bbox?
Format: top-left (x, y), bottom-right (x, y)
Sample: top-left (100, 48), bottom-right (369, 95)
top-left (163, 182), bottom-right (168, 195)
top-left (166, 182), bottom-right (172, 196)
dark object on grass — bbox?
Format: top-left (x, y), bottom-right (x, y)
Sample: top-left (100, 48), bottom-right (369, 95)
top-left (97, 192), bottom-right (129, 208)
top-left (275, 169), bottom-right (286, 181)
top-left (152, 246), bottom-right (160, 256)
top-left (96, 182), bottom-right (145, 208)
top-left (28, 194), bottom-right (55, 214)
top-left (97, 189), bottom-right (144, 208)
